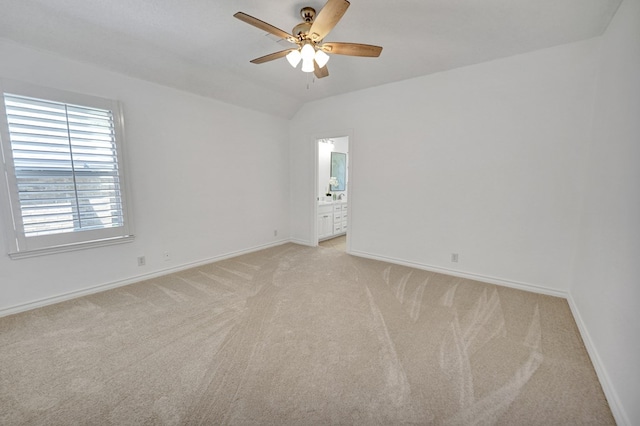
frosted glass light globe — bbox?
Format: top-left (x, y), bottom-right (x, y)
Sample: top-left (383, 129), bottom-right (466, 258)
top-left (286, 50), bottom-right (301, 67)
top-left (301, 43), bottom-right (315, 61)
top-left (314, 50), bottom-right (330, 68)
top-left (301, 57), bottom-right (315, 73)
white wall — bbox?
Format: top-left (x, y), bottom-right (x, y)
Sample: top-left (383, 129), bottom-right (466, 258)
top-left (569, 0), bottom-right (640, 424)
top-left (291, 38), bottom-right (600, 295)
top-left (0, 40), bottom-right (290, 313)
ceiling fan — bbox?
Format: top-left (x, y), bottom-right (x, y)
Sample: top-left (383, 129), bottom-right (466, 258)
top-left (234, 0), bottom-right (382, 79)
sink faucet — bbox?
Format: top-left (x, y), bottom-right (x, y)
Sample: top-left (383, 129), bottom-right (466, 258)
top-left (338, 193), bottom-right (345, 200)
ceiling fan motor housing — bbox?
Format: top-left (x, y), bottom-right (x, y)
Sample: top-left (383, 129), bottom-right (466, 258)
top-left (293, 7), bottom-right (317, 40)
top-left (292, 21), bottom-right (312, 40)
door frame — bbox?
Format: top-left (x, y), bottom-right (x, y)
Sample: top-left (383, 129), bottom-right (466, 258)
top-left (312, 129), bottom-right (353, 251)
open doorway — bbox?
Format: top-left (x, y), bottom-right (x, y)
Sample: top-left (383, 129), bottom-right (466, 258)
top-left (316, 136), bottom-right (349, 250)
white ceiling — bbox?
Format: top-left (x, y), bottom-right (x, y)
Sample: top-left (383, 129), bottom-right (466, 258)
top-left (0, 0), bottom-right (622, 118)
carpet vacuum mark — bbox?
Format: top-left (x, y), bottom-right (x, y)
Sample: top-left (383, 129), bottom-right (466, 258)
top-left (0, 243), bottom-right (614, 425)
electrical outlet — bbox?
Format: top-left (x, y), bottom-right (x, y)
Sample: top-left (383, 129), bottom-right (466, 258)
top-left (163, 251), bottom-right (170, 261)
top-left (137, 256), bottom-right (146, 266)
top-left (451, 253), bottom-right (459, 263)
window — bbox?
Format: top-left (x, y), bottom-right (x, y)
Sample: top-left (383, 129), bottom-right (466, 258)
top-left (0, 80), bottom-right (134, 258)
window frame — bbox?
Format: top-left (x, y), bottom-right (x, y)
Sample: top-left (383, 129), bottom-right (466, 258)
top-left (0, 79), bottom-right (134, 259)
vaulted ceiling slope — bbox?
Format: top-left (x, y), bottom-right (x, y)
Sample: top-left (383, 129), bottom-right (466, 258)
top-left (1, 0), bottom-right (622, 119)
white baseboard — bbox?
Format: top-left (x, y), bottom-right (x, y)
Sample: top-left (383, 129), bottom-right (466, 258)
top-left (0, 239), bottom-right (290, 318)
top-left (348, 249), bottom-right (568, 298)
top-left (288, 237), bottom-right (316, 247)
top-left (567, 295), bottom-right (630, 426)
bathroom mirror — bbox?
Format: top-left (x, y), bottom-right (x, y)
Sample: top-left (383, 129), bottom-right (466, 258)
top-left (330, 152), bottom-right (346, 191)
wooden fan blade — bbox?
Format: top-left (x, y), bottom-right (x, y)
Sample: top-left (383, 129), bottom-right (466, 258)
top-left (234, 12), bottom-right (297, 43)
top-left (250, 49), bottom-right (297, 64)
top-left (308, 0), bottom-right (350, 42)
top-left (314, 62), bottom-right (329, 79)
top-left (321, 42), bottom-right (382, 57)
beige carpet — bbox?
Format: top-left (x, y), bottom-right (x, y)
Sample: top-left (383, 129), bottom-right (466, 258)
top-left (319, 235), bottom-right (347, 251)
top-left (0, 243), bottom-right (613, 425)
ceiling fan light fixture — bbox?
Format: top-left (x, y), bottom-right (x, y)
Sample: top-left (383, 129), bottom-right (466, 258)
top-left (235, 0), bottom-right (383, 80)
top-left (286, 49), bottom-right (302, 67)
top-left (314, 49), bottom-right (330, 68)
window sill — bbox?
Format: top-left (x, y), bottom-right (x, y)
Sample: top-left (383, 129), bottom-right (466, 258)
top-left (8, 235), bottom-right (135, 260)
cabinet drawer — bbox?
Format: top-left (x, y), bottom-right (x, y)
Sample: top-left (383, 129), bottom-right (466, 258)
top-left (341, 205), bottom-right (348, 212)
top-left (333, 213), bottom-right (341, 221)
top-left (341, 222), bottom-right (348, 231)
top-left (333, 204), bottom-right (342, 212)
top-left (334, 224), bottom-right (342, 233)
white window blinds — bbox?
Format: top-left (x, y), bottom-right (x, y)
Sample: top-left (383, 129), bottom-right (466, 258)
top-left (4, 93), bottom-right (124, 237)
top-left (0, 81), bottom-right (133, 258)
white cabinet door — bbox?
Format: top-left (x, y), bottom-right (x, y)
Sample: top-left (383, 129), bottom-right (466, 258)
top-left (318, 212), bottom-right (333, 239)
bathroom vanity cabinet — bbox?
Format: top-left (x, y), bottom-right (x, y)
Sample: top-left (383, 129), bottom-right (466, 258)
top-left (318, 201), bottom-right (347, 240)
